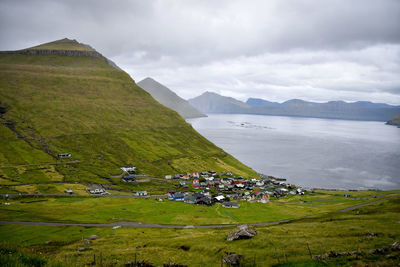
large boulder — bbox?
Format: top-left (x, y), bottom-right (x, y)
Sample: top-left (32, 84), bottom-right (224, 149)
top-left (222, 253), bottom-right (243, 266)
top-left (227, 225), bottom-right (257, 241)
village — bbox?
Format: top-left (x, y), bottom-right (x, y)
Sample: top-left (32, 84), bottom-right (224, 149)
top-left (82, 164), bottom-right (306, 209)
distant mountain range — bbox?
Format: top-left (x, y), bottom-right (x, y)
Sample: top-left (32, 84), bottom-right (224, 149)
top-left (137, 77), bottom-right (206, 119)
top-left (188, 92), bottom-right (400, 121)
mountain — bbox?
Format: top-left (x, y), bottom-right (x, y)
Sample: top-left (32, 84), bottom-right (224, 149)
top-left (386, 114), bottom-right (400, 127)
top-left (188, 91), bottom-right (250, 114)
top-left (137, 77), bottom-right (206, 119)
top-left (246, 98), bottom-right (280, 107)
top-left (190, 93), bottom-right (400, 121)
top-left (0, 38), bottom-right (256, 186)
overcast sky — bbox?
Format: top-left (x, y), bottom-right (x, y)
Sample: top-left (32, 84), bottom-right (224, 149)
top-left (1, 0), bottom-right (400, 104)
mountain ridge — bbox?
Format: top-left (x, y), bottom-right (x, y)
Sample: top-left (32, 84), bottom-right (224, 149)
top-left (189, 92), bottom-right (400, 121)
top-left (137, 77), bottom-right (206, 119)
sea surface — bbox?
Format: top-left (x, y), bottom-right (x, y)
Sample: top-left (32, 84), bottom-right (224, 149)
top-left (187, 114), bottom-right (400, 190)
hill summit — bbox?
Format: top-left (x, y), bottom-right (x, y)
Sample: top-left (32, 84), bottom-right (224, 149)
top-left (28, 38), bottom-right (95, 51)
top-left (0, 39), bottom-right (255, 187)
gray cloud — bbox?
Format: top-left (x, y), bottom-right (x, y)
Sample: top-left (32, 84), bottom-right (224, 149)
top-left (1, 0), bottom-right (400, 104)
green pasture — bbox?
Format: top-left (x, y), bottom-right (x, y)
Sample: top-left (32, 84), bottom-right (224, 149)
top-left (1, 198), bottom-right (399, 266)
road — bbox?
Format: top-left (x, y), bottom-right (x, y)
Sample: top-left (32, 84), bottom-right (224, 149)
top-left (0, 195), bottom-right (397, 229)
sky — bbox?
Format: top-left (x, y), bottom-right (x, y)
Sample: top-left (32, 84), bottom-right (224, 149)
top-left (1, 0), bottom-right (400, 104)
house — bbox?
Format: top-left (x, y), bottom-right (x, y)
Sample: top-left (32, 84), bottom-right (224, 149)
top-left (171, 193), bottom-right (184, 201)
top-left (214, 195), bottom-right (225, 202)
top-left (122, 174), bottom-right (136, 182)
top-left (87, 185), bottom-right (107, 195)
top-left (222, 202), bottom-right (240, 208)
top-left (184, 195), bottom-right (196, 204)
top-left (165, 175), bottom-right (172, 179)
top-left (121, 165), bottom-right (136, 173)
top-left (196, 196), bottom-right (212, 205)
top-left (65, 188), bottom-right (73, 194)
top-left (136, 191), bottom-right (147, 196)
top-left (235, 183), bottom-right (245, 189)
top-left (344, 194), bottom-right (351, 198)
top-left (192, 172), bottom-right (200, 178)
top-left (259, 195), bottom-right (269, 204)
top-left (58, 153), bottom-right (71, 159)
top-left (182, 175), bottom-right (190, 180)
top-left (179, 181), bottom-right (187, 187)
top-left (256, 180), bottom-right (264, 187)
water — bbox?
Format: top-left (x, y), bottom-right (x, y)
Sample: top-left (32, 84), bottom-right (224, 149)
top-left (188, 114), bottom-right (400, 190)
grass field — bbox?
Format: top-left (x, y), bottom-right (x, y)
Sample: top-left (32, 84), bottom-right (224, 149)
top-left (0, 190), bottom-right (397, 225)
top-left (0, 197), bottom-right (399, 266)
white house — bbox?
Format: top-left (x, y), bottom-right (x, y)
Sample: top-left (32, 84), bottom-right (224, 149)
top-left (121, 165), bottom-right (136, 173)
top-left (165, 175), bottom-right (172, 179)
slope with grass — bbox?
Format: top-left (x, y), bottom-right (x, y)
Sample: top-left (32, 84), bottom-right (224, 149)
top-left (0, 39), bottom-right (256, 188)
top-left (1, 196), bottom-right (399, 266)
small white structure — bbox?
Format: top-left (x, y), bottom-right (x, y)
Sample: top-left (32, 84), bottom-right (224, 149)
top-left (121, 165), bottom-right (136, 173)
top-left (136, 191), bottom-right (147, 196)
top-left (214, 195), bottom-right (225, 201)
top-left (58, 153), bottom-right (71, 159)
top-left (87, 185), bottom-right (107, 195)
top-left (256, 181), bottom-right (264, 187)
top-left (165, 175), bottom-right (172, 179)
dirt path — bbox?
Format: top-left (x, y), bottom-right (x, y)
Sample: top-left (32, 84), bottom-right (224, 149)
top-left (0, 196), bottom-right (397, 229)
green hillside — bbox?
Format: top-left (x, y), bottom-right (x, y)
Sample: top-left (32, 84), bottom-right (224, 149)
top-left (0, 39), bottom-right (256, 188)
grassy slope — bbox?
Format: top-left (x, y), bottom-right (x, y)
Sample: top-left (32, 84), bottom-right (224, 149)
top-left (0, 51), bottom-right (256, 187)
top-left (0, 197), bottom-right (399, 266)
top-left (0, 190), bottom-right (396, 225)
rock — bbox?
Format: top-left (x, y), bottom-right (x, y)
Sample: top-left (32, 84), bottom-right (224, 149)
top-left (222, 253), bottom-right (243, 266)
top-left (82, 239), bottom-right (91, 245)
top-left (227, 225), bottom-right (257, 241)
top-left (392, 241), bottom-right (400, 251)
top-left (87, 235), bottom-right (100, 240)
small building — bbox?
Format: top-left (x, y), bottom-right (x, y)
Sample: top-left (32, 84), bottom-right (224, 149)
top-left (214, 195), bottom-right (225, 202)
top-left (344, 193), bottom-right (351, 198)
top-left (193, 172), bottom-right (200, 178)
top-left (170, 193), bottom-right (184, 201)
top-left (121, 165), bottom-right (136, 173)
top-left (222, 202), bottom-right (240, 208)
top-left (136, 191), bottom-right (147, 196)
top-left (58, 153), bottom-right (71, 159)
top-left (165, 175), bottom-right (172, 179)
top-left (184, 195), bottom-right (197, 204)
top-left (65, 188), bottom-right (73, 194)
top-left (122, 175), bottom-right (136, 182)
top-left (87, 185), bottom-right (107, 195)
top-left (196, 196), bottom-right (212, 206)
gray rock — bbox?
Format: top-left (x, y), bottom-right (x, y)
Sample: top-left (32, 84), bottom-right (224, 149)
top-left (227, 225), bottom-right (257, 241)
top-left (87, 235), bottom-right (100, 240)
top-left (222, 253), bottom-right (243, 265)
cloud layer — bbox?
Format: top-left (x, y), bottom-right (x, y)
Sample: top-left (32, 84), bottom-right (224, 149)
top-left (1, 0), bottom-right (400, 104)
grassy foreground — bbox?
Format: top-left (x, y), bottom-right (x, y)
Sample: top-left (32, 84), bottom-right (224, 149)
top-left (0, 197), bottom-right (399, 266)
